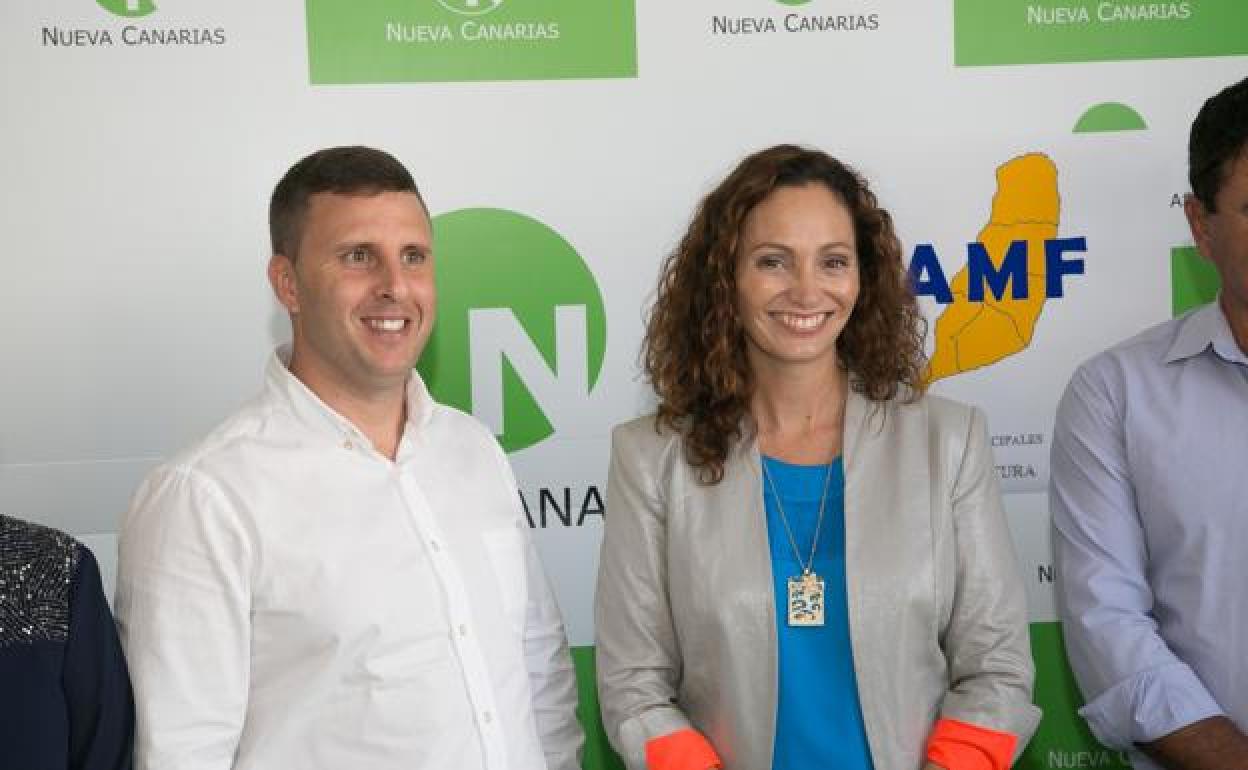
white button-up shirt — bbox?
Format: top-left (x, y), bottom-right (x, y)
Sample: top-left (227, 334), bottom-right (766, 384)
top-left (116, 348), bottom-right (583, 770)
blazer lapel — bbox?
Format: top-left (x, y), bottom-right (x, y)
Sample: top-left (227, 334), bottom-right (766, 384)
top-left (843, 389), bottom-right (893, 764)
top-left (842, 390), bottom-right (938, 765)
top-left (711, 432), bottom-right (779, 770)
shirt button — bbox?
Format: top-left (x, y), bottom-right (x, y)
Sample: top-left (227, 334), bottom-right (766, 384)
top-left (430, 540), bottom-right (440, 552)
top-left (342, 440), bottom-right (353, 450)
top-left (482, 711), bottom-right (493, 724)
top-left (458, 624), bottom-right (468, 637)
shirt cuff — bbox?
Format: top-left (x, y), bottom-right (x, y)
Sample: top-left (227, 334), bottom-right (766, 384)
top-left (926, 718), bottom-right (1017, 770)
top-left (644, 728), bottom-right (722, 770)
top-left (1079, 661), bottom-right (1224, 749)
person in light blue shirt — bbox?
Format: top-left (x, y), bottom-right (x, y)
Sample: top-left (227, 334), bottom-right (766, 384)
top-left (1051, 75), bottom-right (1248, 770)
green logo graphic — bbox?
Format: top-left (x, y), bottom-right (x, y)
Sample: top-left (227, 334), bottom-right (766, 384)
top-left (572, 646), bottom-right (627, 770)
top-left (436, 0), bottom-right (504, 16)
top-left (306, 0), bottom-right (637, 84)
top-left (1020, 623), bottom-right (1131, 770)
top-left (418, 208), bottom-right (607, 453)
top-left (1172, 246), bottom-right (1221, 316)
top-left (954, 1), bottom-right (1248, 66)
top-left (97, 0), bottom-right (156, 17)
top-left (775, 0), bottom-right (813, 5)
top-left (1073, 102), bottom-right (1147, 133)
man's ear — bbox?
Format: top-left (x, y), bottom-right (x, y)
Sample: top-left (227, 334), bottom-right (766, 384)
top-left (268, 253), bottom-right (300, 313)
top-left (1183, 193), bottom-right (1214, 261)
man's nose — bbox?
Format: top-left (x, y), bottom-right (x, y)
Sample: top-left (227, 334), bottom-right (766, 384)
top-left (375, 255), bottom-right (408, 300)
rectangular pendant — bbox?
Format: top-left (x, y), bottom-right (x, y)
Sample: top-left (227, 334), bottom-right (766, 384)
top-left (786, 573), bottom-right (825, 627)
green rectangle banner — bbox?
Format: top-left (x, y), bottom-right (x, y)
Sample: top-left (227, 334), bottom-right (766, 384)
top-left (306, 0), bottom-right (637, 84)
top-left (1021, 623), bottom-right (1132, 769)
top-left (954, 1), bottom-right (1248, 66)
top-left (572, 646), bottom-right (626, 770)
top-left (1171, 246), bottom-right (1221, 316)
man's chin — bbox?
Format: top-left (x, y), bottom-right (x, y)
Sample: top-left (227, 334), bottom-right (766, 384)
top-left (360, 344), bottom-right (421, 372)
top-left (370, 361), bottom-right (419, 384)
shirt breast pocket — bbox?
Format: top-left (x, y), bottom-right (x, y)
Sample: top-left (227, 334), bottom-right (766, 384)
top-left (482, 526), bottom-right (530, 635)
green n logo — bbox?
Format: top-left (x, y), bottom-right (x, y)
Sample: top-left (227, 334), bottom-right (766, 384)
top-left (419, 209), bottom-right (607, 452)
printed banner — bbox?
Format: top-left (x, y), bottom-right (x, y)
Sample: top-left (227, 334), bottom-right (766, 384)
top-left (954, 0), bottom-right (1248, 65)
top-left (305, 0), bottom-right (637, 83)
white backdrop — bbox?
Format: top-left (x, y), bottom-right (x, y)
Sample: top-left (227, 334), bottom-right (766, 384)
top-left (3, 1), bottom-right (1244, 766)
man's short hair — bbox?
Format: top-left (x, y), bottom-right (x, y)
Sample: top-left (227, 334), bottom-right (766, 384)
top-left (1189, 76), bottom-right (1248, 211)
top-left (269, 146), bottom-right (425, 259)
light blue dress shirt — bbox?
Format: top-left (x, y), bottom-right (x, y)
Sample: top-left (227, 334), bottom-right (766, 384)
top-left (1051, 301), bottom-right (1248, 770)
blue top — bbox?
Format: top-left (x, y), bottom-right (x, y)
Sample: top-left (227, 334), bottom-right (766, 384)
top-left (761, 456), bottom-right (873, 770)
top-left (1051, 301), bottom-right (1248, 770)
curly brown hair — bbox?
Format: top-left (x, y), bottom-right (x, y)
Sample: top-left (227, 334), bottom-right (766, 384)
top-left (643, 144), bottom-right (927, 483)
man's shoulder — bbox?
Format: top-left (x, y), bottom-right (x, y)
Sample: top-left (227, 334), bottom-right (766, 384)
top-left (146, 392), bottom-right (282, 488)
top-left (1075, 314), bottom-right (1185, 386)
top-left (1054, 313), bottom-right (1198, 432)
top-left (423, 399), bottom-right (503, 453)
top-left (426, 398), bottom-right (491, 433)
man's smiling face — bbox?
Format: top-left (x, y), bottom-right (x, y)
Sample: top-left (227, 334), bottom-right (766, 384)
top-left (271, 190), bottom-right (435, 401)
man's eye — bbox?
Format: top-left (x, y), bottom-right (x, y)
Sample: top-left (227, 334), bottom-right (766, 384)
top-left (402, 250), bottom-right (427, 265)
top-left (344, 247), bottom-right (370, 264)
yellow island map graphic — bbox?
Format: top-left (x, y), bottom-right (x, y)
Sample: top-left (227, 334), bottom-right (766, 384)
top-left (928, 153), bottom-right (1060, 382)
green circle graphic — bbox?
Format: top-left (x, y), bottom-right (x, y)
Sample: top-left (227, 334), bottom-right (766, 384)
top-left (97, 0), bottom-right (157, 18)
top-left (419, 208), bottom-right (606, 453)
top-left (1072, 102), bottom-right (1148, 134)
top-left (435, 0), bottom-right (504, 17)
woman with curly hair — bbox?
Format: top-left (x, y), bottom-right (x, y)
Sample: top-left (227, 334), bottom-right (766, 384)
top-left (594, 145), bottom-right (1039, 770)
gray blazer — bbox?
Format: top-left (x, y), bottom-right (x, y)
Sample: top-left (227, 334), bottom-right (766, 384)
top-left (594, 390), bottom-right (1040, 770)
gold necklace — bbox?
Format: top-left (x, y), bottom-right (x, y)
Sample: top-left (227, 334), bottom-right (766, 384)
top-left (762, 457), bottom-right (835, 627)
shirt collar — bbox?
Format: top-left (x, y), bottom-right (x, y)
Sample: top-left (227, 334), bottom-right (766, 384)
top-left (1165, 299), bottom-right (1248, 366)
top-left (265, 344), bottom-right (435, 448)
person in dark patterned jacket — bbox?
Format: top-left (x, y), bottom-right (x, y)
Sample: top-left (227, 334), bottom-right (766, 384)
top-left (0, 514), bottom-right (134, 769)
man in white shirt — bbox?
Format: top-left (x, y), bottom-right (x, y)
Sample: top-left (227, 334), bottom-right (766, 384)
top-left (116, 146), bottom-right (584, 770)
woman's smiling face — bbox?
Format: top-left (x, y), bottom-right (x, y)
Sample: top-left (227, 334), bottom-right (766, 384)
top-left (736, 182), bottom-right (860, 375)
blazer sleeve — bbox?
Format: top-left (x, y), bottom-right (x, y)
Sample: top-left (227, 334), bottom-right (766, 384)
top-left (937, 406), bottom-right (1041, 756)
top-left (594, 421), bottom-right (698, 770)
